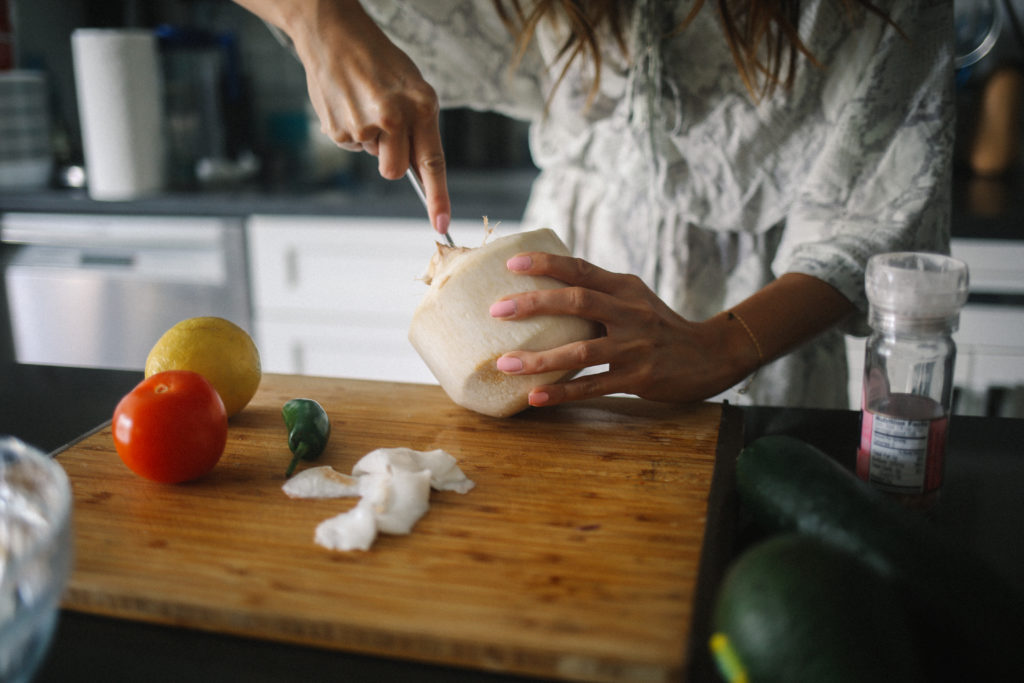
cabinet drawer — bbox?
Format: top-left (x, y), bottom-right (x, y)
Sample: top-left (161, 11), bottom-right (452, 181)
top-left (957, 347), bottom-right (1024, 392)
top-left (256, 318), bottom-right (437, 384)
top-left (249, 215), bottom-right (521, 385)
top-left (957, 304), bottom-right (1024, 350)
top-left (952, 239), bottom-right (1024, 294)
top-left (248, 215), bottom-right (501, 318)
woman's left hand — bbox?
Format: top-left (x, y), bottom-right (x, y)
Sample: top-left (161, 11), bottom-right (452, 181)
top-left (488, 252), bottom-right (756, 407)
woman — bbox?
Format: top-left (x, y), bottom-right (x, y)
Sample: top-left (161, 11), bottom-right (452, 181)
top-left (235, 0), bottom-right (953, 409)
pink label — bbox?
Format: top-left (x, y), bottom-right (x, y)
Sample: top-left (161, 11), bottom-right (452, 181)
top-left (857, 410), bottom-right (948, 494)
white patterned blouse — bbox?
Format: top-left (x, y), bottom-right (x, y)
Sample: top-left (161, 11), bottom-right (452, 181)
top-left (360, 0), bottom-right (954, 408)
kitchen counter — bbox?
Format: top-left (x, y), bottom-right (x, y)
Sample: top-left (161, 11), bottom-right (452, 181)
top-left (1, 165), bottom-right (1021, 239)
top-left (1, 361), bottom-right (1022, 682)
top-left (0, 169), bottom-right (539, 223)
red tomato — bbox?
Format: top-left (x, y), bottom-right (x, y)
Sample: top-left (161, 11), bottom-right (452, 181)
top-left (112, 370), bottom-right (228, 483)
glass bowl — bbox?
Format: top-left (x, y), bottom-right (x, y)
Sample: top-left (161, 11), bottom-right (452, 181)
top-left (0, 436), bottom-right (72, 683)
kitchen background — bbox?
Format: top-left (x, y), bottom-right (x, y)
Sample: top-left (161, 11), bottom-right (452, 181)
top-left (2, 0), bottom-right (1024, 417)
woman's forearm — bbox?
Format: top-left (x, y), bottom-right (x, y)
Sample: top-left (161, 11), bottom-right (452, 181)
top-left (232, 0), bottom-right (370, 54)
top-left (710, 272), bottom-right (856, 381)
top-left (232, 0), bottom-right (303, 33)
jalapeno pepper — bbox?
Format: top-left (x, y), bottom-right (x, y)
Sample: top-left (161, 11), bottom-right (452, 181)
top-left (282, 398), bottom-right (331, 477)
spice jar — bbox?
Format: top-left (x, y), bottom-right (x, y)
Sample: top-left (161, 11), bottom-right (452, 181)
top-left (856, 252), bottom-right (970, 507)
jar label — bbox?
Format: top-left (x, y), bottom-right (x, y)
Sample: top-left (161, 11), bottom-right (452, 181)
top-left (857, 410), bottom-right (948, 494)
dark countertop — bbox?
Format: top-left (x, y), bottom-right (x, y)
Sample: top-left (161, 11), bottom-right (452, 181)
top-left (0, 169), bottom-right (538, 223)
top-left (1, 166), bottom-right (1021, 241)
top-left (2, 362), bottom-right (1022, 682)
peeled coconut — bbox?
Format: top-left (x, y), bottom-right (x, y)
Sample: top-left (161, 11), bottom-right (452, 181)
top-left (408, 228), bottom-right (600, 417)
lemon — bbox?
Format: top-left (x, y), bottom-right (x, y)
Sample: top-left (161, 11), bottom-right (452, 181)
top-left (145, 317), bottom-right (261, 417)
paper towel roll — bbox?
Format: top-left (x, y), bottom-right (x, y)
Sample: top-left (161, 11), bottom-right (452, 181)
top-left (72, 29), bottom-right (166, 200)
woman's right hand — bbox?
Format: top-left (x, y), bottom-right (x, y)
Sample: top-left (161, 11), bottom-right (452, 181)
top-left (236, 0), bottom-right (451, 235)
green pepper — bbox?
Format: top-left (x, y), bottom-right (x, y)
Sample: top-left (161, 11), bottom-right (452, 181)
top-left (282, 398), bottom-right (331, 477)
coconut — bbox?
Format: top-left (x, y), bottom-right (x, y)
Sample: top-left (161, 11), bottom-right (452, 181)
top-left (408, 228), bottom-right (600, 417)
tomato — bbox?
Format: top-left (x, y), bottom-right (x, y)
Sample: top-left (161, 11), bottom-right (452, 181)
top-left (112, 370), bottom-right (228, 483)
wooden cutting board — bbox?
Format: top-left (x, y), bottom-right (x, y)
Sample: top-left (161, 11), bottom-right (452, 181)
top-left (56, 374), bottom-right (730, 682)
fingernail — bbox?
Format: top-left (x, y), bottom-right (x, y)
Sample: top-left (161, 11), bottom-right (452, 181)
top-left (506, 255), bottom-right (532, 272)
top-left (496, 355), bottom-right (523, 373)
top-left (489, 300), bottom-right (516, 318)
top-left (436, 213), bottom-right (450, 235)
top-left (528, 391), bottom-right (550, 406)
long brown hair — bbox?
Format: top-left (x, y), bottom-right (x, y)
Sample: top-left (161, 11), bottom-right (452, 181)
top-left (493, 0), bottom-right (894, 102)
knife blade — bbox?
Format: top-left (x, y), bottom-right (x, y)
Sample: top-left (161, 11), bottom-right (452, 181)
top-left (407, 169), bottom-right (455, 247)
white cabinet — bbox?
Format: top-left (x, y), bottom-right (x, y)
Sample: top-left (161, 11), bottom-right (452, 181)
top-left (846, 239), bottom-right (1024, 416)
top-left (247, 215), bottom-right (512, 383)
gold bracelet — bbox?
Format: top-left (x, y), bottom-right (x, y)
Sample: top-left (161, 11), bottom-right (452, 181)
top-left (728, 310), bottom-right (763, 394)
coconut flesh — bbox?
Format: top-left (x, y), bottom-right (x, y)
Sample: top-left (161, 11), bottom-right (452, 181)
top-left (408, 228), bottom-right (600, 418)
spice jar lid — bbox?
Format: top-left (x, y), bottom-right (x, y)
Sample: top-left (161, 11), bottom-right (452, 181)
top-left (865, 252), bottom-right (969, 319)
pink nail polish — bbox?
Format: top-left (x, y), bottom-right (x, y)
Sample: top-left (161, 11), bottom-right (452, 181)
top-left (506, 255), bottom-right (532, 272)
top-left (529, 391), bottom-right (550, 406)
top-left (496, 356), bottom-right (523, 373)
top-left (489, 300), bottom-right (516, 318)
top-left (436, 213), bottom-right (450, 235)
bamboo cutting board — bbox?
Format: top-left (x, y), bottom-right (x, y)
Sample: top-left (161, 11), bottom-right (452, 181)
top-left (56, 374), bottom-right (728, 682)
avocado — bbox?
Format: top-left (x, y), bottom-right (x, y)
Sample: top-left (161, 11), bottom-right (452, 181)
top-left (711, 533), bottom-right (925, 683)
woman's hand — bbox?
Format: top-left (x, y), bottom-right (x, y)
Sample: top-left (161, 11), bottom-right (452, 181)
top-left (236, 0), bottom-right (451, 235)
top-left (488, 252), bottom-right (759, 407)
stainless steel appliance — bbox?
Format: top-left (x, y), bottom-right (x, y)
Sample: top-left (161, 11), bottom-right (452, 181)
top-left (1, 212), bottom-right (250, 370)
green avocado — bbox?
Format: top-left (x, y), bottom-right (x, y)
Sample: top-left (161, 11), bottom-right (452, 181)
top-left (710, 533), bottom-right (924, 683)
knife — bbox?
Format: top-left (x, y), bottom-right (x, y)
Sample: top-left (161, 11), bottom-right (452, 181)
top-left (407, 169), bottom-right (455, 247)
